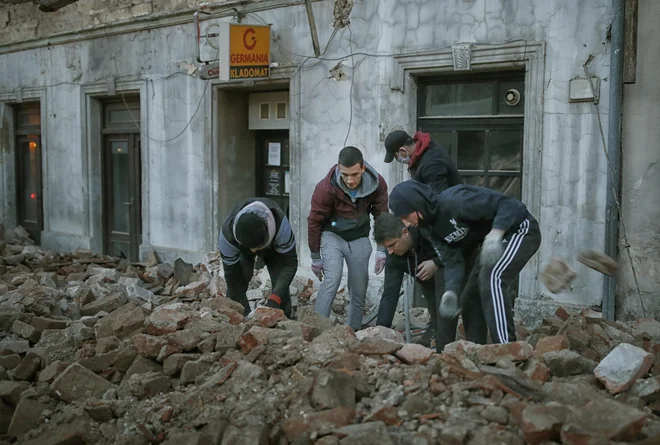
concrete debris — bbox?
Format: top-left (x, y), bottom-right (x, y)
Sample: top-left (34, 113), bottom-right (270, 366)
top-left (0, 237), bottom-right (659, 444)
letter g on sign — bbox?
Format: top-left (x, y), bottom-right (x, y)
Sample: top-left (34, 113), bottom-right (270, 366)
top-left (243, 28), bottom-right (256, 50)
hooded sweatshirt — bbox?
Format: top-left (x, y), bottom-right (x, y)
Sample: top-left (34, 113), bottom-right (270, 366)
top-left (389, 180), bottom-right (530, 294)
top-left (307, 162), bottom-right (388, 256)
top-left (219, 198), bottom-right (297, 302)
top-left (408, 132), bottom-right (462, 193)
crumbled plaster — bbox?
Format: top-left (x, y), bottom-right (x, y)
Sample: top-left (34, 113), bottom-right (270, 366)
top-left (332, 0), bottom-right (353, 28)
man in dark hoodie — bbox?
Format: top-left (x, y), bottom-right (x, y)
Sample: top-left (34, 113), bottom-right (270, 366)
top-left (388, 180), bottom-right (541, 345)
top-left (374, 213), bottom-right (476, 351)
top-left (383, 130), bottom-right (462, 192)
top-left (308, 146), bottom-right (389, 331)
top-left (219, 198), bottom-right (297, 317)
top-left (383, 130), bottom-right (463, 340)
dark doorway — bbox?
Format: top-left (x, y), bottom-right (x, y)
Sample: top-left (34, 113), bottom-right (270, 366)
top-left (15, 103), bottom-right (43, 244)
top-left (102, 100), bottom-right (142, 261)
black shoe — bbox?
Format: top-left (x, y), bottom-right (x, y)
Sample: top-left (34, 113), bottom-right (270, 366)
top-left (417, 327), bottom-right (436, 348)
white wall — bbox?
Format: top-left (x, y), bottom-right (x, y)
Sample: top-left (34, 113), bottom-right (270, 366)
top-left (619, 0), bottom-right (660, 320)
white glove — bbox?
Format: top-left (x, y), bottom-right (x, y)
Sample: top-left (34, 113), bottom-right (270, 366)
top-left (480, 230), bottom-right (505, 267)
top-left (374, 250), bottom-right (386, 275)
top-left (438, 291), bottom-right (461, 319)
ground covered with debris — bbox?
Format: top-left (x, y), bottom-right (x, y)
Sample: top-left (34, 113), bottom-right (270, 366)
top-left (1, 232), bottom-right (660, 444)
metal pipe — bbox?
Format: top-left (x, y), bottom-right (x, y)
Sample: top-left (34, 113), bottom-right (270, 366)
top-left (194, 10), bottom-right (212, 63)
top-left (403, 276), bottom-right (412, 343)
top-left (603, 0), bottom-right (625, 321)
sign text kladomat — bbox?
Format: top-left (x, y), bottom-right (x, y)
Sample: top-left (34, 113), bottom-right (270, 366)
top-left (218, 23), bottom-right (271, 81)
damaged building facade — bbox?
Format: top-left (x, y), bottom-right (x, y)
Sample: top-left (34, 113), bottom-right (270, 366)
top-left (0, 0), bottom-right (658, 325)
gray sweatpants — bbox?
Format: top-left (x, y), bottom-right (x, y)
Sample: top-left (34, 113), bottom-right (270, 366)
top-left (314, 231), bottom-right (372, 331)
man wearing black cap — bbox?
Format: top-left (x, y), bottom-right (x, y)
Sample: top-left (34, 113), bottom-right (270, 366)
top-left (219, 198), bottom-right (297, 317)
top-left (383, 130), bottom-right (462, 193)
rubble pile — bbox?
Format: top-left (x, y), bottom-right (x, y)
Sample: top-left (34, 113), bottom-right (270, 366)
top-left (0, 237), bottom-right (659, 444)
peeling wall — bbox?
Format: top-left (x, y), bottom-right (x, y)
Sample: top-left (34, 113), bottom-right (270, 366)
top-left (619, 0), bottom-right (660, 320)
top-left (0, 0), bottom-right (628, 323)
top-left (0, 0), bottom-right (243, 46)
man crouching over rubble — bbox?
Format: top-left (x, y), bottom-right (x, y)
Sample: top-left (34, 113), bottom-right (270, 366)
top-left (219, 198), bottom-right (297, 317)
top-left (307, 146), bottom-right (389, 331)
top-left (389, 180), bottom-right (541, 345)
top-left (374, 212), bottom-right (470, 351)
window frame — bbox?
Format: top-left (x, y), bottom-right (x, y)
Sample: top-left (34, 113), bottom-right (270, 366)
top-left (417, 72), bottom-right (525, 197)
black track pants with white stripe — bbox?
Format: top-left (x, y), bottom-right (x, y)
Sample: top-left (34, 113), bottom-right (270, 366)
top-left (460, 217), bottom-right (541, 344)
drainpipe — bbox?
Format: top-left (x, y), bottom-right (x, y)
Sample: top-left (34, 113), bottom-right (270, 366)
top-left (603, 0), bottom-right (625, 321)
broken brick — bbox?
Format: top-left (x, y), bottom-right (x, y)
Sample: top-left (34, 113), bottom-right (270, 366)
top-left (281, 407), bottom-right (356, 442)
top-left (163, 353), bottom-right (200, 377)
top-left (277, 320), bottom-right (320, 342)
top-left (543, 349), bottom-right (597, 377)
top-left (145, 303), bottom-right (190, 335)
top-left (595, 342), bottom-right (654, 394)
top-left (395, 344), bottom-right (434, 365)
top-left (523, 359), bottom-right (551, 382)
top-left (355, 326), bottom-right (404, 344)
top-left (50, 362), bottom-right (116, 403)
top-left (8, 397), bottom-right (49, 437)
top-left (123, 355), bottom-right (162, 381)
top-left (132, 334), bottom-right (168, 359)
top-left (11, 352), bottom-right (41, 381)
top-left (534, 334), bottom-right (569, 359)
top-left (165, 327), bottom-right (208, 352)
top-left (521, 403), bottom-right (567, 444)
top-left (474, 341), bottom-right (533, 364)
top-left (350, 337), bottom-right (402, 356)
top-left (249, 307), bottom-right (285, 328)
top-left (11, 319), bottom-right (41, 343)
top-left (0, 354), bottom-right (21, 370)
top-left (566, 397), bottom-right (647, 440)
top-left (541, 258), bottom-right (577, 294)
top-left (365, 406), bottom-right (399, 426)
top-left (238, 326), bottom-right (287, 354)
top-left (311, 369), bottom-right (356, 410)
top-left (577, 249), bottom-right (617, 276)
top-left (0, 381), bottom-right (29, 407)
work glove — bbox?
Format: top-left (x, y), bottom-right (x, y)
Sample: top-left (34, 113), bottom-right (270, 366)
top-left (438, 290), bottom-right (461, 319)
top-left (374, 251), bottom-right (386, 275)
top-left (311, 257), bottom-right (324, 282)
top-left (480, 229), bottom-right (505, 267)
top-left (264, 294), bottom-right (282, 310)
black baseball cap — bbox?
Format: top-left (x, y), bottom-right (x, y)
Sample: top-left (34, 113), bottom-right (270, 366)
top-left (384, 130), bottom-right (413, 163)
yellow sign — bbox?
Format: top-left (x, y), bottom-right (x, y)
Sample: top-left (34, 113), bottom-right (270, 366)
top-left (218, 23), bottom-right (271, 81)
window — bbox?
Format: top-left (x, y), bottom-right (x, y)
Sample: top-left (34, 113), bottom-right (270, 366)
top-left (418, 72), bottom-right (524, 199)
top-left (276, 102), bottom-right (287, 119)
top-left (259, 103), bottom-right (270, 120)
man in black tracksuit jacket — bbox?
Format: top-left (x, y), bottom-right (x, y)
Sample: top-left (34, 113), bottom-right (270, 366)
top-left (218, 198), bottom-right (297, 317)
top-left (389, 181), bottom-right (541, 345)
top-left (373, 213), bottom-right (477, 351)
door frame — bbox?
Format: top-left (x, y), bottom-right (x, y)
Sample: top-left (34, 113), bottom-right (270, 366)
top-left (14, 102), bottom-right (44, 244)
top-left (101, 99), bottom-right (142, 261)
